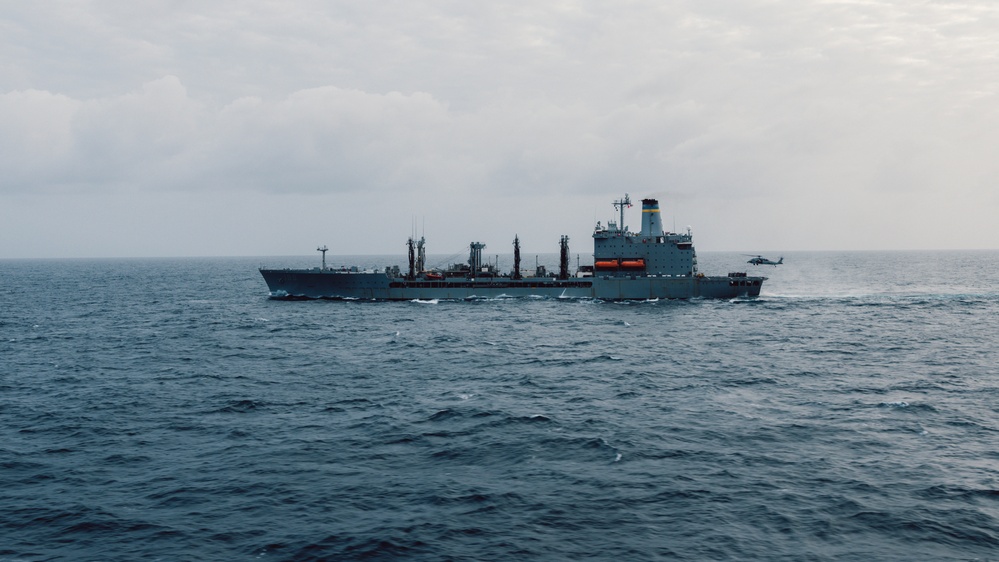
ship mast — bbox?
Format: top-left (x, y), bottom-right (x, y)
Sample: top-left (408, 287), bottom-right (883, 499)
top-left (416, 237), bottom-right (426, 273)
top-left (468, 242), bottom-right (486, 276)
top-left (559, 235), bottom-right (570, 280)
top-left (513, 235), bottom-right (522, 280)
top-left (407, 237), bottom-right (416, 280)
top-left (317, 245), bottom-right (328, 270)
top-left (613, 193), bottom-right (632, 233)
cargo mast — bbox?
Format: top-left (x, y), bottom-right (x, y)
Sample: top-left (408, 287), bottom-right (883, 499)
top-left (559, 235), bottom-right (570, 280)
top-left (469, 242), bottom-right (486, 275)
top-left (513, 235), bottom-right (522, 280)
top-left (407, 238), bottom-right (416, 279)
top-left (416, 237), bottom-right (426, 273)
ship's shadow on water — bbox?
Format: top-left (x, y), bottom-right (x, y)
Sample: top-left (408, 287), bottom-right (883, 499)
top-left (3, 252), bottom-right (999, 560)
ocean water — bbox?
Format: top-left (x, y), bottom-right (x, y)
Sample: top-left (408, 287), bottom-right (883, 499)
top-left (3, 251), bottom-right (999, 561)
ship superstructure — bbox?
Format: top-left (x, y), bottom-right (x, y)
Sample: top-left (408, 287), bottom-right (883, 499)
top-left (259, 195), bottom-right (766, 300)
top-left (593, 195), bottom-right (699, 278)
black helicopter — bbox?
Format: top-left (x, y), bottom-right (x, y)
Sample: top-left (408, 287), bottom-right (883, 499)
top-left (745, 255), bottom-right (783, 266)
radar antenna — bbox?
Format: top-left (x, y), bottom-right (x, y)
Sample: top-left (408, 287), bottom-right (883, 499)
top-left (317, 245), bottom-right (328, 270)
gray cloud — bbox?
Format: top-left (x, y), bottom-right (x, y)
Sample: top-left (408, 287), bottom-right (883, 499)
top-left (2, 0), bottom-right (998, 257)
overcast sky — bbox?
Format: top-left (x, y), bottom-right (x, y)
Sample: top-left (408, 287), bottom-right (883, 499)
top-left (2, 0), bottom-right (997, 259)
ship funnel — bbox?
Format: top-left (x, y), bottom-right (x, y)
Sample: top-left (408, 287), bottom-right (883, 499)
top-left (640, 199), bottom-right (664, 237)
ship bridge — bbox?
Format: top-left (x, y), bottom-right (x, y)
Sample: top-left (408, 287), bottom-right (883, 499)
top-left (593, 197), bottom-right (697, 277)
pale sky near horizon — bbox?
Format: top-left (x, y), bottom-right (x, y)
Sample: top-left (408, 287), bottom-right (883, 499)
top-left (2, 0), bottom-right (998, 259)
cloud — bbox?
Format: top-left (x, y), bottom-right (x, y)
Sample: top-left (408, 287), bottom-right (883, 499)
top-left (2, 75), bottom-right (778, 200)
top-left (2, 1), bottom-right (999, 256)
top-left (0, 88), bottom-right (80, 188)
top-left (1, 76), bottom-right (202, 191)
top-left (1, 78), bottom-right (463, 195)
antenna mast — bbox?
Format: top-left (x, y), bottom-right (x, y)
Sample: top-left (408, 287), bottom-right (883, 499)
top-left (317, 245), bottom-right (328, 270)
top-left (613, 193), bottom-right (632, 232)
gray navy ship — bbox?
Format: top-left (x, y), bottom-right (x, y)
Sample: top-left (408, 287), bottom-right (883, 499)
top-left (259, 195), bottom-right (766, 300)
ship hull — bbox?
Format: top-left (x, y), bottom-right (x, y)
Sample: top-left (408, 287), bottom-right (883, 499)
top-left (259, 269), bottom-right (764, 300)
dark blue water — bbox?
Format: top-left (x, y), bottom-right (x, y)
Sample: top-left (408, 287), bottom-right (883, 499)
top-left (3, 251), bottom-right (999, 560)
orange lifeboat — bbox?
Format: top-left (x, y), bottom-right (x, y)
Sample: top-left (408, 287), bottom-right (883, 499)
top-left (620, 259), bottom-right (646, 269)
top-left (594, 260), bottom-right (619, 269)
